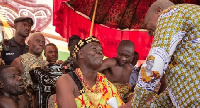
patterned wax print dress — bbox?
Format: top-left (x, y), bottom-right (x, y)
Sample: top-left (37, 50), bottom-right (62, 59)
top-left (131, 4), bottom-right (200, 108)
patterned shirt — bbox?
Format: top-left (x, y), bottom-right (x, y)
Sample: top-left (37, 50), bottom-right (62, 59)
top-left (75, 72), bottom-right (124, 108)
top-left (113, 83), bottom-right (132, 103)
top-left (20, 53), bottom-right (47, 91)
top-left (131, 4), bottom-right (200, 107)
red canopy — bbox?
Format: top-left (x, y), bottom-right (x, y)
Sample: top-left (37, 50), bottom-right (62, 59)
top-left (53, 3), bottom-right (153, 60)
top-left (53, 0), bottom-right (199, 60)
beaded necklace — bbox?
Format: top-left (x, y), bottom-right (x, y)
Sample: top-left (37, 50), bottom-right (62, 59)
top-left (75, 68), bottom-right (102, 106)
top-left (75, 68), bottom-right (101, 92)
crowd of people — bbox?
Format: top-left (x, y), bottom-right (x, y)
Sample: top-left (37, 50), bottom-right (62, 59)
top-left (0, 0), bottom-right (199, 108)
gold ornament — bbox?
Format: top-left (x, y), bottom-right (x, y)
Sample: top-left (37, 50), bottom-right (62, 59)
top-left (85, 89), bottom-right (102, 107)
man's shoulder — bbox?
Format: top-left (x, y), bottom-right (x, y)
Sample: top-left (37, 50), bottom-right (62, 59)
top-left (1, 38), bottom-right (17, 47)
top-left (10, 56), bottom-right (22, 67)
top-left (104, 57), bottom-right (117, 61)
top-left (63, 73), bottom-right (73, 80)
top-left (57, 73), bottom-right (75, 85)
top-left (0, 96), bottom-right (17, 108)
top-left (6, 38), bottom-right (15, 47)
top-left (1, 39), bottom-right (11, 52)
top-left (103, 57), bottom-right (117, 65)
top-left (20, 53), bottom-right (33, 61)
top-left (0, 95), bottom-right (12, 100)
top-left (126, 63), bottom-right (133, 69)
top-left (2, 38), bottom-right (28, 54)
top-left (57, 73), bottom-right (79, 96)
top-left (12, 56), bottom-right (22, 63)
top-left (18, 94), bottom-right (30, 108)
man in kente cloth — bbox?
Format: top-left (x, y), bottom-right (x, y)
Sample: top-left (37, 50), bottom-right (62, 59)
top-left (56, 36), bottom-right (124, 108)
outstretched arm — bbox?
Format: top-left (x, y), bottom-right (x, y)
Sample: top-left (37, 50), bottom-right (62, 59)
top-left (98, 58), bottom-right (117, 72)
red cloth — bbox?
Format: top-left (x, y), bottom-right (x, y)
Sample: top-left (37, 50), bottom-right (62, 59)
top-left (53, 0), bottom-right (67, 26)
top-left (53, 0), bottom-right (199, 59)
top-left (53, 1), bottom-right (154, 60)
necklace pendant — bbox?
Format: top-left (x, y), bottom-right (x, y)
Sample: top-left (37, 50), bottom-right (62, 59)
top-left (85, 89), bottom-right (102, 107)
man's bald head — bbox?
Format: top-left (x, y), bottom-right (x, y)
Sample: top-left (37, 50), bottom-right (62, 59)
top-left (118, 40), bottom-right (134, 50)
top-left (144, 0), bottom-right (174, 36)
top-left (117, 40), bottom-right (134, 66)
top-left (0, 66), bottom-right (13, 93)
top-left (145, 0), bottom-right (174, 22)
top-left (28, 32), bottom-right (44, 41)
top-left (0, 65), bottom-right (12, 82)
top-left (28, 32), bottom-right (45, 56)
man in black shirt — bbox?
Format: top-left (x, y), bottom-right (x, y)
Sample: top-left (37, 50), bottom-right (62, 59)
top-left (1, 17), bottom-right (33, 65)
top-left (63, 35), bottom-right (81, 73)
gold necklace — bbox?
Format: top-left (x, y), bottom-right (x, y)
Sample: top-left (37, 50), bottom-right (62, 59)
top-left (75, 68), bottom-right (102, 106)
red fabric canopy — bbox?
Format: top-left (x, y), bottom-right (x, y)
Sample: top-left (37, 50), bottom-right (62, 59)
top-left (53, 1), bottom-right (153, 60)
top-left (53, 0), bottom-right (199, 59)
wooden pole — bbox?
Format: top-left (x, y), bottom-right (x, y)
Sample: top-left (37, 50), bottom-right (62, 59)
top-left (89, 0), bottom-right (98, 37)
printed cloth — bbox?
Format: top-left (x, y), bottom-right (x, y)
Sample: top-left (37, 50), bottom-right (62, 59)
top-left (21, 53), bottom-right (47, 90)
top-left (131, 4), bottom-right (200, 107)
top-left (113, 83), bottom-right (132, 103)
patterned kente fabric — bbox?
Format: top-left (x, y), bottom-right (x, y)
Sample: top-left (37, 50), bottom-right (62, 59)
top-left (72, 36), bottom-right (100, 59)
top-left (75, 68), bottom-right (124, 108)
top-left (20, 53), bottom-right (47, 91)
top-left (131, 4), bottom-right (200, 107)
top-left (113, 83), bottom-right (132, 103)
